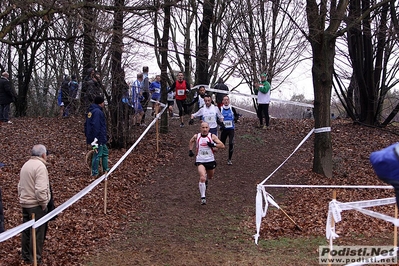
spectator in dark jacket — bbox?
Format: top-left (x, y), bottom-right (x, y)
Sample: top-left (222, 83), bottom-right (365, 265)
top-left (81, 68), bottom-right (102, 113)
top-left (0, 162), bottom-right (5, 233)
top-left (214, 78), bottom-right (229, 108)
top-left (0, 72), bottom-right (17, 123)
top-left (60, 75), bottom-right (71, 117)
top-left (84, 96), bottom-right (109, 176)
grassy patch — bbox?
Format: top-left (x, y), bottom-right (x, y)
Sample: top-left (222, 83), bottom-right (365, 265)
top-left (240, 134), bottom-right (264, 144)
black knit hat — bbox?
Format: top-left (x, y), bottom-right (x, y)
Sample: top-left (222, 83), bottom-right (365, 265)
top-left (94, 96), bottom-right (104, 105)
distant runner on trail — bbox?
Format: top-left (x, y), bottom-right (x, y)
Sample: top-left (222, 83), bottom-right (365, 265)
top-left (168, 71), bottom-right (190, 128)
top-left (219, 95), bottom-right (239, 165)
top-left (190, 94), bottom-right (224, 136)
top-left (189, 122), bottom-right (225, 205)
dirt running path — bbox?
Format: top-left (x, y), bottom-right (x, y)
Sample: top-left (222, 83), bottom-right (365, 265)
top-left (86, 118), bottom-right (306, 265)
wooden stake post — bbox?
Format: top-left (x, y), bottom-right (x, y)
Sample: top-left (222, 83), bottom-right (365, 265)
top-left (104, 172), bottom-right (108, 214)
top-left (31, 213), bottom-right (37, 266)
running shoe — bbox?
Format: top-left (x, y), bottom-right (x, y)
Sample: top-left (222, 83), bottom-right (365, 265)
top-left (227, 160), bottom-right (232, 165)
top-left (180, 123), bottom-right (184, 128)
top-left (201, 197), bottom-right (206, 205)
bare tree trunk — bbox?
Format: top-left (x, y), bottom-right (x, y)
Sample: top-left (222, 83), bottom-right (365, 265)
top-left (81, 0), bottom-right (96, 112)
top-left (306, 0), bottom-right (349, 177)
top-left (196, 0), bottom-right (215, 85)
top-left (109, 0), bottom-right (127, 148)
top-left (311, 36), bottom-right (334, 177)
top-left (160, 0), bottom-right (172, 134)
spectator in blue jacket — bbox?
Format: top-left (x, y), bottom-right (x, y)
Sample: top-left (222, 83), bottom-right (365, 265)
top-left (149, 75), bottom-right (161, 116)
top-left (84, 96), bottom-right (109, 176)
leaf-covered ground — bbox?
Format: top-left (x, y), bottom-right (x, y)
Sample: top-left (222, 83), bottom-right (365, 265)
top-left (0, 115), bottom-right (398, 265)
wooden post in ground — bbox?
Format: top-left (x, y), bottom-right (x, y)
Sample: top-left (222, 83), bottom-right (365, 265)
top-left (32, 213), bottom-right (37, 266)
top-left (104, 173), bottom-right (108, 214)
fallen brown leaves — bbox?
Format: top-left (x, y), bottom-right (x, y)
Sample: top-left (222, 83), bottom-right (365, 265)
top-left (1, 116), bottom-right (399, 265)
top-left (256, 119), bottom-right (399, 243)
top-left (0, 116), bottom-right (176, 266)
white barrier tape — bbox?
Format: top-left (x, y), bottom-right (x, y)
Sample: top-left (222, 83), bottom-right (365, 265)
top-left (255, 188), bottom-right (284, 244)
top-left (326, 200), bottom-right (342, 240)
top-left (254, 185), bottom-right (264, 244)
top-left (3, 105), bottom-right (168, 240)
top-left (34, 174), bottom-right (107, 228)
top-left (262, 184), bottom-right (393, 189)
top-left (351, 204), bottom-right (399, 226)
top-left (265, 192), bottom-right (280, 209)
top-left (205, 86), bottom-right (314, 108)
top-left (259, 128), bottom-right (314, 185)
top-left (314, 127), bottom-right (331, 133)
top-left (336, 197), bottom-right (396, 211)
top-left (150, 99), bottom-right (166, 107)
top-left (256, 128), bottom-right (315, 243)
top-left (107, 104), bottom-right (167, 176)
top-left (330, 200), bottom-right (342, 222)
top-left (325, 198), bottom-right (397, 239)
top-left (346, 247), bottom-right (399, 266)
top-left (231, 105), bottom-right (257, 115)
top-left (0, 219), bottom-right (35, 243)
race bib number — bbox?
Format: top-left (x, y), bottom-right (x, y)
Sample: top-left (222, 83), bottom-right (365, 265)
top-left (223, 120), bottom-right (233, 128)
top-left (155, 88), bottom-right (160, 93)
top-left (204, 116), bottom-right (216, 123)
top-left (167, 94), bottom-right (174, 101)
top-left (177, 90), bottom-right (185, 96)
top-left (200, 150), bottom-right (211, 157)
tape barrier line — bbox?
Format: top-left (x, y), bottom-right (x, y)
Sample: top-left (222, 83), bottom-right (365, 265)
top-left (263, 184), bottom-right (393, 189)
top-left (2, 103), bottom-right (168, 240)
top-left (231, 105), bottom-right (257, 115)
top-left (314, 127), bottom-right (331, 133)
top-left (0, 219), bottom-right (35, 243)
top-left (107, 103), bottom-right (167, 177)
top-left (255, 185), bottom-right (394, 244)
top-left (203, 86), bottom-right (314, 108)
top-left (34, 174), bottom-right (108, 228)
top-left (259, 128), bottom-right (314, 186)
top-left (326, 197), bottom-right (398, 240)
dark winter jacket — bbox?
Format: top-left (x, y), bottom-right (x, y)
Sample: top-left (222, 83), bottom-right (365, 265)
top-left (61, 78), bottom-right (70, 106)
top-left (84, 103), bottom-right (107, 145)
top-left (215, 82), bottom-right (229, 104)
top-left (0, 77), bottom-right (16, 105)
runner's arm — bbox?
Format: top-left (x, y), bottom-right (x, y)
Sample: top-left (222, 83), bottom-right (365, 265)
top-left (211, 134), bottom-right (225, 149)
top-left (189, 134), bottom-right (197, 151)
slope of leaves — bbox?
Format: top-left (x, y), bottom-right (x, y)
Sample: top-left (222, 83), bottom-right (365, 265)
top-left (255, 119), bottom-right (399, 241)
top-left (0, 116), bottom-right (176, 266)
top-left (1, 116), bottom-right (398, 265)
